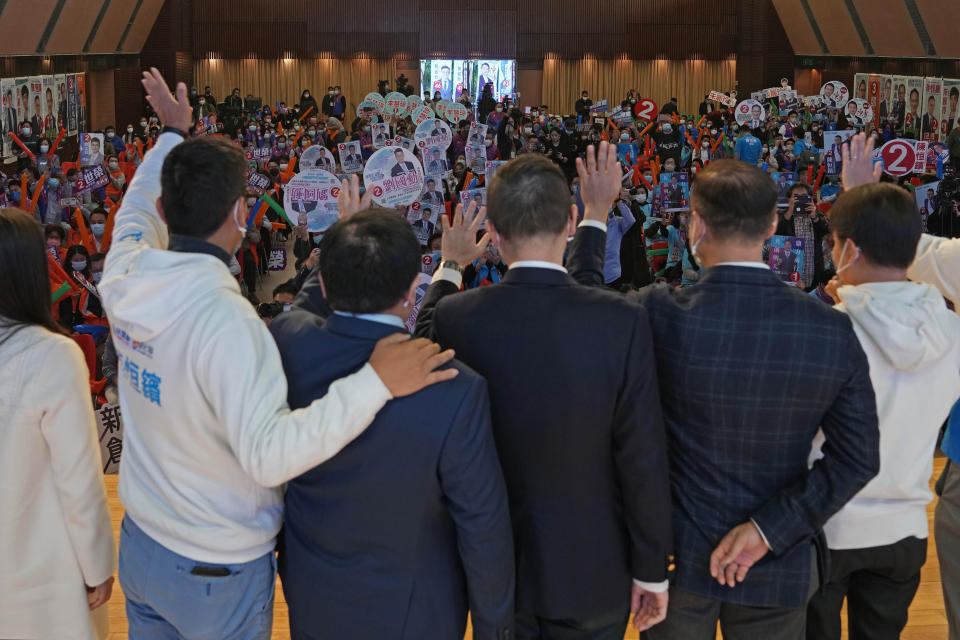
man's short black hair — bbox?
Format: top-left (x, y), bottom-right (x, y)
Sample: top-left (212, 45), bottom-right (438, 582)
top-left (487, 154), bottom-right (569, 240)
top-left (690, 160), bottom-right (777, 241)
top-left (318, 208), bottom-right (420, 314)
top-left (830, 183), bottom-right (921, 269)
top-left (272, 282), bottom-right (298, 298)
top-left (161, 137), bottom-right (247, 238)
top-left (787, 182), bottom-right (812, 198)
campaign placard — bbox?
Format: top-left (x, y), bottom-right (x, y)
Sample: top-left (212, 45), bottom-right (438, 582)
top-left (299, 144), bottom-right (337, 174)
top-left (942, 79), bottom-right (960, 137)
top-left (819, 81), bottom-right (850, 111)
top-left (486, 160), bottom-right (507, 182)
top-left (371, 122), bottom-right (390, 149)
top-left (633, 98), bottom-right (658, 122)
top-left (467, 122), bottom-right (488, 148)
top-left (41, 75), bottom-right (56, 138)
top-left (80, 132), bottom-right (105, 166)
top-left (66, 74), bottom-right (78, 135)
top-left (459, 188), bottom-right (486, 209)
top-left (54, 74), bottom-right (66, 133)
top-left (465, 145), bottom-right (486, 174)
top-left (406, 94), bottom-right (423, 112)
top-left (768, 235), bottom-right (805, 285)
top-left (770, 172), bottom-right (796, 207)
top-left (902, 77), bottom-right (924, 136)
top-left (659, 172), bottom-right (690, 212)
top-left (415, 118), bottom-right (452, 151)
top-left (419, 146), bottom-right (449, 177)
top-left (824, 130), bottom-right (856, 175)
top-left (364, 92), bottom-right (386, 113)
top-left (267, 248), bottom-right (287, 271)
top-left (363, 146), bottom-right (425, 209)
top-left (922, 77), bottom-right (943, 142)
top-left (410, 104), bottom-right (435, 126)
top-left (434, 99), bottom-right (450, 121)
top-left (338, 141), bottom-right (363, 173)
top-left (0, 78), bottom-right (12, 158)
top-left (845, 99), bottom-right (873, 127)
top-left (916, 180), bottom-right (939, 232)
top-left (590, 99), bottom-right (609, 114)
top-left (246, 171), bottom-right (271, 196)
top-left (73, 164), bottom-right (110, 195)
top-left (406, 200), bottom-right (440, 245)
top-left (734, 100), bottom-right (766, 128)
top-left (708, 90), bottom-right (736, 107)
top-left (283, 171), bottom-right (342, 233)
top-left (356, 99), bottom-right (381, 122)
top-left (384, 91), bottom-right (409, 118)
top-left (28, 76), bottom-right (42, 134)
top-left (97, 403), bottom-right (124, 474)
top-left (445, 101), bottom-right (468, 124)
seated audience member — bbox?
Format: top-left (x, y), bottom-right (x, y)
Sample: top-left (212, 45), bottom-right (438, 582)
top-left (0, 208), bottom-right (115, 640)
top-left (569, 158), bottom-right (880, 639)
top-left (270, 209), bottom-right (514, 639)
top-left (416, 145), bottom-right (673, 636)
top-left (806, 182), bottom-right (960, 639)
top-left (58, 244), bottom-right (103, 328)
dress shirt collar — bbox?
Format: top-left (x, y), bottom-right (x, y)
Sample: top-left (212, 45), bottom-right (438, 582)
top-left (508, 260), bottom-right (568, 273)
top-left (168, 234), bottom-right (232, 267)
top-left (333, 310), bottom-right (407, 329)
top-left (713, 261), bottom-right (770, 269)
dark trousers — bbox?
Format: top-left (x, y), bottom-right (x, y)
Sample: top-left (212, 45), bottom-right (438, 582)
top-left (641, 586), bottom-right (808, 640)
top-left (516, 607), bottom-right (628, 640)
top-left (806, 536), bottom-right (927, 640)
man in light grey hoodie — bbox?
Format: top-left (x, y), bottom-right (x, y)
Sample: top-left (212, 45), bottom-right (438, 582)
top-left (806, 145), bottom-right (960, 639)
top-left (102, 69), bottom-right (460, 640)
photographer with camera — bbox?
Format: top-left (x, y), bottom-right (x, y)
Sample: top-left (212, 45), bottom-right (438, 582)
top-left (776, 182), bottom-right (829, 291)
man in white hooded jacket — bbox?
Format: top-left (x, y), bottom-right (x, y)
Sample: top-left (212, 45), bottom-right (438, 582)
top-left (805, 148), bottom-right (960, 638)
top-left (100, 69), bottom-right (459, 639)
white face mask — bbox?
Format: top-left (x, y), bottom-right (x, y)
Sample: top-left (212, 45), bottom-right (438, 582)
top-left (40, 144), bottom-right (49, 153)
top-left (71, 260), bottom-right (87, 271)
top-left (92, 272), bottom-right (102, 284)
top-left (233, 200), bottom-right (247, 239)
top-left (91, 223), bottom-right (105, 236)
top-left (635, 194), bottom-right (647, 203)
top-left (127, 127), bottom-right (134, 133)
top-left (835, 240), bottom-right (860, 276)
top-left (283, 303), bottom-right (292, 312)
top-left (690, 217), bottom-right (706, 259)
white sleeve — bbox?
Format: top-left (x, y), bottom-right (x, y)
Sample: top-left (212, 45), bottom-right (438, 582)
top-left (908, 234), bottom-right (960, 309)
top-left (104, 132), bottom-right (182, 276)
top-left (198, 315), bottom-right (393, 488)
top-left (39, 339), bottom-right (116, 587)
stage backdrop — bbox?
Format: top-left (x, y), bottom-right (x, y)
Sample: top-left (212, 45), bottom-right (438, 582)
top-left (542, 59), bottom-right (736, 117)
top-left (193, 58), bottom-right (397, 115)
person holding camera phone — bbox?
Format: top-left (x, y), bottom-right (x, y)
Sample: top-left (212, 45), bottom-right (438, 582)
top-left (776, 183), bottom-right (830, 292)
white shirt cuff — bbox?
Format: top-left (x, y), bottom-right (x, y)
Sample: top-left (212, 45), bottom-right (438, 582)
top-left (431, 266), bottom-right (462, 289)
top-left (579, 219), bottom-right (607, 232)
top-left (751, 518), bottom-right (772, 550)
top-left (633, 578), bottom-right (669, 593)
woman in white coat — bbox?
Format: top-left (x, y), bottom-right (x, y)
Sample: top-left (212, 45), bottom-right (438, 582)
top-left (0, 208), bottom-right (115, 640)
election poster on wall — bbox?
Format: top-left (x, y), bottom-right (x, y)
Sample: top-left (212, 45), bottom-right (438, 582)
top-left (363, 146), bottom-right (424, 209)
top-left (67, 74), bottom-right (78, 135)
top-left (922, 78), bottom-right (943, 142)
top-left (420, 59), bottom-right (516, 104)
top-left (284, 170), bottom-right (342, 233)
top-left (903, 77), bottom-right (923, 136)
top-left (866, 74), bottom-right (882, 130)
top-left (941, 79), bottom-right (960, 138)
top-left (28, 76), bottom-right (43, 134)
top-left (0, 78), bottom-right (13, 158)
top-left (41, 75), bottom-right (56, 138)
top-left (54, 74), bottom-right (66, 133)
top-left (76, 73), bottom-right (87, 133)
top-left (854, 74), bottom-right (868, 101)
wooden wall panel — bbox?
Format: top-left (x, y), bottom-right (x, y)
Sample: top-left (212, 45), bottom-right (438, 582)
top-left (914, 0), bottom-right (960, 58)
top-left (806, 0), bottom-right (864, 56)
top-left (87, 69), bottom-right (116, 131)
top-left (771, 0), bottom-right (821, 54)
top-left (0, 0), bottom-right (58, 55)
top-left (46, 0), bottom-right (102, 54)
top-left (851, 0), bottom-right (923, 58)
top-left (419, 10), bottom-right (516, 59)
top-left (90, 1), bottom-right (138, 53)
top-left (122, 0), bottom-right (169, 53)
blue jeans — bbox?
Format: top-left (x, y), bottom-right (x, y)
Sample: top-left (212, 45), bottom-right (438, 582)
top-left (119, 516), bottom-right (276, 640)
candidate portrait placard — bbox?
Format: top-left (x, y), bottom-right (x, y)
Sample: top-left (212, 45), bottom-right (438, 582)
top-left (486, 160), bottom-right (507, 182)
top-left (406, 200), bottom-right (440, 246)
top-left (770, 172), bottom-right (796, 207)
top-left (80, 132), bottom-right (105, 166)
top-left (283, 170), bottom-right (342, 234)
top-left (768, 235), bottom-right (805, 286)
top-left (420, 146), bottom-right (450, 177)
top-left (371, 122), bottom-right (390, 149)
top-left (467, 122), bottom-right (488, 148)
top-left (734, 100), bottom-right (766, 129)
top-left (66, 74), bottom-right (78, 135)
top-left (819, 81), bottom-right (849, 111)
top-left (363, 146), bottom-right (425, 209)
top-left (14, 77), bottom-right (29, 128)
top-left (299, 144), bottom-right (337, 174)
top-left (778, 91), bottom-right (799, 114)
top-left (866, 74), bottom-right (882, 129)
top-left (659, 172), bottom-right (690, 212)
top-left (337, 141), bottom-right (363, 173)
top-left (459, 188), bottom-right (486, 210)
top-left (854, 74), bottom-right (869, 101)
top-left (824, 130), bottom-right (856, 175)
top-left (916, 180), bottom-right (939, 233)
top-left (54, 74), bottom-right (66, 133)
top-left (415, 118), bottom-right (452, 151)
top-left (429, 60), bottom-right (460, 101)
top-left (465, 145), bottom-right (486, 174)
top-left (473, 60), bottom-right (499, 101)
top-left (845, 99), bottom-right (873, 128)
top-left (876, 76), bottom-right (893, 127)
top-left (922, 77), bottom-right (943, 142)
top-left (76, 74), bottom-right (87, 133)
top-left (390, 135), bottom-right (414, 152)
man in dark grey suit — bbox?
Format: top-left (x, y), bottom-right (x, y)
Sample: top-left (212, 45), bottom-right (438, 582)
top-left (390, 148), bottom-right (416, 177)
top-left (571, 159), bottom-right (880, 639)
top-left (416, 145), bottom-right (673, 638)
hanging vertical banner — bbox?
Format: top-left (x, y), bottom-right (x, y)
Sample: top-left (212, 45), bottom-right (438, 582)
top-left (1, 78), bottom-right (13, 159)
top-left (76, 73), bottom-right (87, 134)
top-left (54, 74), bottom-right (67, 133)
top-left (66, 74), bottom-right (78, 135)
top-left (14, 77), bottom-right (29, 128)
top-left (41, 75), bottom-right (57, 138)
top-left (941, 79), bottom-right (960, 138)
top-left (922, 77), bottom-right (943, 142)
top-left (903, 77), bottom-right (924, 137)
top-left (28, 76), bottom-right (43, 135)
top-left (853, 74), bottom-right (868, 101)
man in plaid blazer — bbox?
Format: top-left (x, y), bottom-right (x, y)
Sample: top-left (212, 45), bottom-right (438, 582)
top-left (572, 159), bottom-right (880, 639)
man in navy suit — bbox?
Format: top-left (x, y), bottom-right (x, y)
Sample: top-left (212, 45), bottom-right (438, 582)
top-left (416, 145), bottom-right (674, 638)
top-left (569, 159), bottom-right (880, 639)
top-left (271, 209), bottom-right (515, 640)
